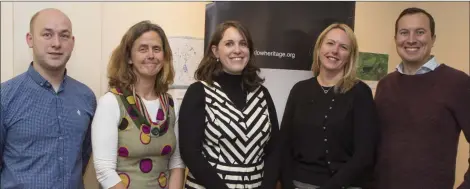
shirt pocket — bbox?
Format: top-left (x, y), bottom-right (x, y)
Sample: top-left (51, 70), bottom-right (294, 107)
top-left (62, 106), bottom-right (92, 135)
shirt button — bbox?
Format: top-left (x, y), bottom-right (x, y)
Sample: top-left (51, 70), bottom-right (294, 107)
top-left (323, 126), bottom-right (326, 130)
top-left (325, 115), bottom-right (328, 118)
top-left (58, 116), bottom-right (61, 119)
top-left (329, 107), bottom-right (332, 109)
top-left (59, 136), bottom-right (63, 140)
top-left (326, 150), bottom-right (329, 153)
top-left (328, 161), bottom-right (331, 164)
top-left (332, 99), bottom-right (335, 102)
top-left (59, 157), bottom-right (63, 161)
top-left (324, 138), bottom-right (328, 142)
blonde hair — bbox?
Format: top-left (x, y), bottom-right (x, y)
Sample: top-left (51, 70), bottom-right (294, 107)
top-left (312, 23), bottom-right (359, 94)
top-left (107, 20), bottom-right (174, 96)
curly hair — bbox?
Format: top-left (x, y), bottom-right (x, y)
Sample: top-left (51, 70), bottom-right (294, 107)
top-left (107, 20), bottom-right (174, 95)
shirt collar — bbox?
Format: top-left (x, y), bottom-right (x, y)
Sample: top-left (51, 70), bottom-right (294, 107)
top-left (396, 55), bottom-right (440, 74)
top-left (27, 62), bottom-right (68, 89)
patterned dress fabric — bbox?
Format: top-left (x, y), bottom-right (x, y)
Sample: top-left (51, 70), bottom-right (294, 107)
top-left (185, 81), bottom-right (273, 189)
top-left (109, 87), bottom-right (176, 189)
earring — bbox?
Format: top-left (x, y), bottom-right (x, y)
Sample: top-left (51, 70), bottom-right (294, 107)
top-left (216, 58), bottom-right (219, 62)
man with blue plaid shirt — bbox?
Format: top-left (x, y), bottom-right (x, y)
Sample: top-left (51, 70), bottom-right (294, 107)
top-left (0, 8), bottom-right (96, 189)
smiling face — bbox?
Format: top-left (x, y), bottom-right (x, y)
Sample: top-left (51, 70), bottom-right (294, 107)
top-left (395, 12), bottom-right (435, 66)
top-left (129, 31), bottom-right (165, 80)
top-left (318, 28), bottom-right (351, 74)
top-left (211, 27), bottom-right (250, 75)
top-left (26, 9), bottom-right (75, 71)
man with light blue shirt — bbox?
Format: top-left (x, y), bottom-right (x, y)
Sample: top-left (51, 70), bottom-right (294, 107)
top-left (0, 8), bottom-right (96, 189)
top-left (395, 54), bottom-right (439, 75)
top-left (374, 7), bottom-right (470, 189)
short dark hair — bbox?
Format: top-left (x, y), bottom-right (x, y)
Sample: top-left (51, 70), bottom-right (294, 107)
top-left (195, 20), bottom-right (264, 92)
top-left (395, 7), bottom-right (435, 37)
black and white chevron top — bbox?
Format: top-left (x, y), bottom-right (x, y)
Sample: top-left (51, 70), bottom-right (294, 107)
top-left (179, 72), bottom-right (280, 189)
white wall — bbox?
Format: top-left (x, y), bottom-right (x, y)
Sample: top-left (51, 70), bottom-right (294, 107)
top-left (11, 2), bottom-right (103, 95)
top-left (1, 2), bottom-right (14, 82)
top-left (0, 2), bottom-right (208, 188)
top-left (100, 2), bottom-right (207, 95)
top-left (1, 2), bottom-right (207, 96)
top-left (1, 2), bottom-right (469, 189)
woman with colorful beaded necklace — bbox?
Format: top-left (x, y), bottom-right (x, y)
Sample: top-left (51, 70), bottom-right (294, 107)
top-left (91, 20), bottom-right (185, 189)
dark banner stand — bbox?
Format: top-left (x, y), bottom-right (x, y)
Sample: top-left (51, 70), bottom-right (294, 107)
top-left (204, 2), bottom-right (356, 71)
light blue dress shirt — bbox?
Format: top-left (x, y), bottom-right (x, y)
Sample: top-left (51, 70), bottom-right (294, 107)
top-left (396, 55), bottom-right (441, 75)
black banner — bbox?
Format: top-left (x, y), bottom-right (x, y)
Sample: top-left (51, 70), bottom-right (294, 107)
top-left (205, 2), bottom-right (356, 71)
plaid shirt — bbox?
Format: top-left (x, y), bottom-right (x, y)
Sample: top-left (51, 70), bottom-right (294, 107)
top-left (1, 63), bottom-right (96, 189)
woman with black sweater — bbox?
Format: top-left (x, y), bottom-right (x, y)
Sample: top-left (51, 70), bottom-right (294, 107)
top-left (179, 20), bottom-right (280, 189)
top-left (280, 23), bottom-right (379, 189)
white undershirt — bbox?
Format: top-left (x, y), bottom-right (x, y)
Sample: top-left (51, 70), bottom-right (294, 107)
top-left (91, 92), bottom-right (185, 189)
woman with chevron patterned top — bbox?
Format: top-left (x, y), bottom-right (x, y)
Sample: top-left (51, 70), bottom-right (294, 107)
top-left (90, 20), bottom-right (185, 189)
top-left (179, 20), bottom-right (281, 189)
